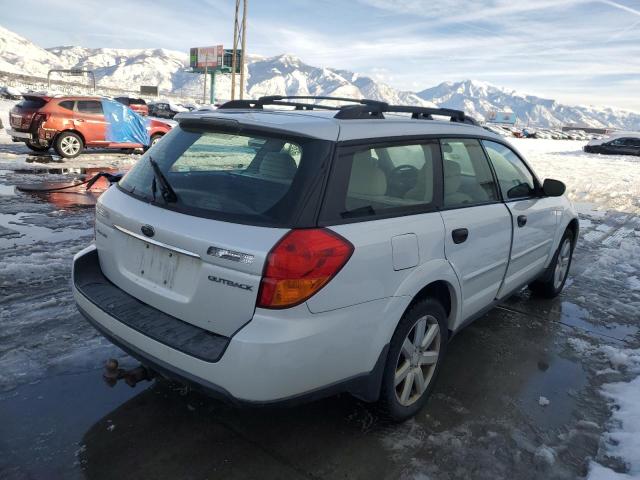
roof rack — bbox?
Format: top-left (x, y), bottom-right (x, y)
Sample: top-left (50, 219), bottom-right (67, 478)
top-left (218, 95), bottom-right (477, 125)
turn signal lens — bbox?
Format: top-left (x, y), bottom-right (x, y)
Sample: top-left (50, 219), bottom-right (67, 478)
top-left (257, 228), bottom-right (354, 309)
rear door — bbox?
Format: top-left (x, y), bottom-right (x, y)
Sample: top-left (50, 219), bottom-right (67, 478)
top-left (482, 140), bottom-right (558, 297)
top-left (438, 138), bottom-right (512, 321)
top-left (74, 100), bottom-right (107, 145)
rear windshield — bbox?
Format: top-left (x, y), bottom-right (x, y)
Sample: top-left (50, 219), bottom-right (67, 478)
top-left (118, 125), bottom-right (331, 226)
top-left (17, 97), bottom-right (47, 109)
top-left (129, 98), bottom-right (146, 105)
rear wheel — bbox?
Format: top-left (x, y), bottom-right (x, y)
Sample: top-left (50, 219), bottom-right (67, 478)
top-left (54, 132), bottom-right (83, 159)
top-left (26, 140), bottom-right (50, 152)
top-left (378, 298), bottom-right (448, 422)
top-left (150, 134), bottom-right (163, 146)
top-left (529, 230), bottom-right (574, 298)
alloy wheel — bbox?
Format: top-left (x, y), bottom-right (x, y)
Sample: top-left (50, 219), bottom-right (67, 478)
top-left (553, 238), bottom-right (572, 289)
top-left (394, 315), bottom-right (441, 406)
top-left (60, 136), bottom-right (81, 156)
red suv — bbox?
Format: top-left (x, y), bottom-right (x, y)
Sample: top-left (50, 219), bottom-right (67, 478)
top-left (7, 95), bottom-right (171, 158)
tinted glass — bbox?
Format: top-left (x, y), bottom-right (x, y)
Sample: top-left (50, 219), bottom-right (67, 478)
top-left (76, 101), bottom-right (103, 115)
top-left (341, 142), bottom-right (438, 216)
top-left (129, 98), bottom-right (146, 105)
top-left (482, 140), bottom-right (536, 199)
top-left (441, 138), bottom-right (498, 207)
top-left (58, 100), bottom-right (74, 111)
top-left (17, 97), bottom-right (46, 109)
top-left (119, 126), bottom-right (330, 226)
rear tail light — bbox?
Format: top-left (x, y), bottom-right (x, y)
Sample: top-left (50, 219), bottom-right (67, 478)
top-left (33, 112), bottom-right (50, 124)
top-left (257, 228), bottom-right (354, 309)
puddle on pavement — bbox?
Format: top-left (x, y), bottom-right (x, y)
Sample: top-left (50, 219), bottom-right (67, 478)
top-left (520, 355), bottom-right (587, 430)
top-left (0, 212), bottom-right (93, 247)
top-left (0, 369), bottom-right (146, 480)
top-left (560, 301), bottom-right (638, 342)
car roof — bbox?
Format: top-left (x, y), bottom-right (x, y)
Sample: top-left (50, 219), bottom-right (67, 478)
top-left (175, 108), bottom-right (503, 143)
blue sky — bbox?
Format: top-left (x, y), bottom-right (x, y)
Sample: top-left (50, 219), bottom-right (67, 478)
top-left (3, 0), bottom-right (640, 110)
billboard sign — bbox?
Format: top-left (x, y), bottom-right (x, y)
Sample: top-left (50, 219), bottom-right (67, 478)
top-left (140, 85), bottom-right (158, 96)
top-left (486, 110), bottom-right (517, 125)
top-left (190, 45), bottom-right (224, 69)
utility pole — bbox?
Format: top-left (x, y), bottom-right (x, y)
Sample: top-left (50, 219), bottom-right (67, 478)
top-left (231, 0), bottom-right (247, 100)
top-left (203, 51), bottom-right (208, 104)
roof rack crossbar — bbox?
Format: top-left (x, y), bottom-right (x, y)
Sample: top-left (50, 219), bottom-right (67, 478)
top-left (218, 95), bottom-right (387, 111)
top-left (334, 104), bottom-right (477, 124)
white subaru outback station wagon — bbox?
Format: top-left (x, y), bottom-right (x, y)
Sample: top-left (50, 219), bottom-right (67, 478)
top-left (73, 96), bottom-right (578, 421)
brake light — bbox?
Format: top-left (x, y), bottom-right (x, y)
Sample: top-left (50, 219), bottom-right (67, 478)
top-left (33, 112), bottom-right (50, 125)
top-left (257, 228), bottom-right (354, 309)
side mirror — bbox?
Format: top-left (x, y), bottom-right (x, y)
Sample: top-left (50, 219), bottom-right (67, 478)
top-left (542, 178), bottom-right (566, 197)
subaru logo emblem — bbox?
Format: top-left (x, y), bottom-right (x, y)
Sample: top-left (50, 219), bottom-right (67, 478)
top-left (141, 225), bottom-right (155, 238)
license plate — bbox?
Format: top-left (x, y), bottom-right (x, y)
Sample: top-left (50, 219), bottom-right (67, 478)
top-left (10, 114), bottom-right (22, 127)
top-left (130, 238), bottom-right (181, 289)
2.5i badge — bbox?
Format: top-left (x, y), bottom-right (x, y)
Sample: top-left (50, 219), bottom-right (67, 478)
top-left (208, 275), bottom-right (253, 291)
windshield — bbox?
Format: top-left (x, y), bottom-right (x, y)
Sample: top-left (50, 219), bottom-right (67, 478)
top-left (119, 125), bottom-right (330, 226)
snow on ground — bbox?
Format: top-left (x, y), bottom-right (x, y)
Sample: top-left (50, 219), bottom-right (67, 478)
top-left (511, 138), bottom-right (640, 215)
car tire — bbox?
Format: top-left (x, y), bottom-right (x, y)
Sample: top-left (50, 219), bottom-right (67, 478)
top-left (144, 134), bottom-right (163, 152)
top-left (529, 229), bottom-right (574, 298)
top-left (25, 140), bottom-right (50, 153)
top-left (54, 132), bottom-right (84, 159)
top-left (377, 298), bottom-right (448, 422)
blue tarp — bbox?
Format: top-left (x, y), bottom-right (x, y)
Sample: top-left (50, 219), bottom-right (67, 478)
top-left (102, 99), bottom-right (150, 145)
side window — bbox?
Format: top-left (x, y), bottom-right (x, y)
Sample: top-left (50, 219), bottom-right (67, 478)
top-left (482, 140), bottom-right (536, 200)
top-left (624, 138), bottom-right (640, 147)
top-left (441, 138), bottom-right (499, 208)
top-left (58, 100), bottom-right (74, 111)
top-left (76, 101), bottom-right (103, 115)
top-left (610, 138), bottom-right (626, 146)
top-left (342, 142), bottom-right (438, 215)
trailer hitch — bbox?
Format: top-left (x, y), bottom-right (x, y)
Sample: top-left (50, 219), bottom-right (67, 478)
top-left (103, 359), bottom-right (156, 387)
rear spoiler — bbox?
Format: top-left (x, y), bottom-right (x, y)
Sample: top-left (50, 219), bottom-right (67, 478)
top-left (22, 94), bottom-right (52, 102)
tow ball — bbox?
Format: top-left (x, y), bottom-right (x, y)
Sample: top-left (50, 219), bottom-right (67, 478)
top-left (103, 359), bottom-right (156, 387)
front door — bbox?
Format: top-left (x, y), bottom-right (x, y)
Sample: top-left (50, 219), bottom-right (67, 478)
top-left (482, 140), bottom-right (559, 297)
top-left (438, 138), bottom-right (512, 321)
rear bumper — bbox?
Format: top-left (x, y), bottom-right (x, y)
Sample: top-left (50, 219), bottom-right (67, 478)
top-left (5, 128), bottom-right (32, 140)
top-left (73, 245), bottom-right (399, 404)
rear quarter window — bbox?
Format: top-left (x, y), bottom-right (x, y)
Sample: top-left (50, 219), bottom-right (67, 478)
top-left (17, 97), bottom-right (47, 109)
top-left (319, 140), bottom-right (442, 223)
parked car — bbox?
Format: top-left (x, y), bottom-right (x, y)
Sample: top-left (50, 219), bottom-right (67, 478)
top-left (114, 96), bottom-right (149, 116)
top-left (0, 85), bottom-right (22, 100)
top-left (72, 96), bottom-right (578, 421)
top-left (584, 134), bottom-right (640, 156)
top-left (148, 101), bottom-right (187, 119)
top-left (6, 95), bottom-right (171, 158)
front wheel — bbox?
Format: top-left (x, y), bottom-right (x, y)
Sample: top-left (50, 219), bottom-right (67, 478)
top-left (378, 298), bottom-right (448, 422)
top-left (26, 140), bottom-right (51, 152)
top-left (529, 230), bottom-right (574, 298)
top-left (54, 132), bottom-right (84, 159)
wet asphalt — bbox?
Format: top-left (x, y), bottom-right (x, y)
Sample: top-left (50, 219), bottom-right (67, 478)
top-left (0, 150), bottom-right (639, 480)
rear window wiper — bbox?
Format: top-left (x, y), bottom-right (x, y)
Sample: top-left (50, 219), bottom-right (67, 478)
top-left (149, 157), bottom-right (178, 203)
top-left (340, 205), bottom-right (376, 218)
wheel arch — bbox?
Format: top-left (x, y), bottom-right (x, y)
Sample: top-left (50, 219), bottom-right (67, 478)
top-left (55, 129), bottom-right (86, 146)
top-left (394, 259), bottom-right (462, 333)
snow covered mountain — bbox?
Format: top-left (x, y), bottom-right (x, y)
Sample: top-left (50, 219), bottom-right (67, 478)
top-left (417, 80), bottom-right (640, 130)
top-left (1, 24), bottom-right (638, 129)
